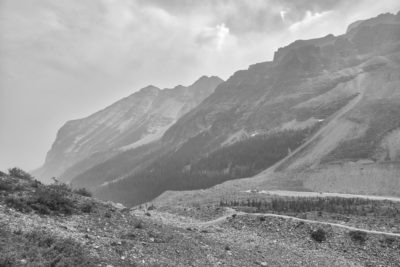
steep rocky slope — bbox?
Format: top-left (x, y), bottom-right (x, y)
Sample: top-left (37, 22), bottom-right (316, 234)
top-left (34, 76), bottom-right (222, 183)
top-left (81, 11), bottom-right (400, 206)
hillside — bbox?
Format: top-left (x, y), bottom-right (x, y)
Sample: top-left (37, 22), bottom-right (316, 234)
top-left (2, 171), bottom-right (400, 266)
top-left (33, 76), bottom-right (222, 183)
top-left (75, 11), bottom-right (400, 207)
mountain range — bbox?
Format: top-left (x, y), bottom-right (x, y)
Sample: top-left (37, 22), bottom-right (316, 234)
top-left (35, 11), bottom-right (400, 207)
top-left (33, 76), bottom-right (223, 183)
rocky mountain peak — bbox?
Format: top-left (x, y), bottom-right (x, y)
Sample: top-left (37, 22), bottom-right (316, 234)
top-left (137, 85), bottom-right (160, 96)
top-left (34, 76), bottom-right (223, 182)
top-left (346, 11), bottom-right (400, 33)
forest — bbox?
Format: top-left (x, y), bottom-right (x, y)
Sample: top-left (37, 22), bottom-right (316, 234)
top-left (97, 126), bottom-right (319, 206)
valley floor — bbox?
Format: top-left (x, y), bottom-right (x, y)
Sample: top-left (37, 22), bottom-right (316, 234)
top-left (2, 199), bottom-right (400, 266)
top-left (2, 174), bottom-right (400, 266)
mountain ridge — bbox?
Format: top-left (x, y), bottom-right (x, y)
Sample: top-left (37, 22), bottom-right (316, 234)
top-left (33, 75), bottom-right (223, 183)
top-left (37, 11), bottom-right (400, 207)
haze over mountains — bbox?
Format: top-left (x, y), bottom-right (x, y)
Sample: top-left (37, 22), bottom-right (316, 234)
top-left (34, 76), bottom-right (223, 183)
top-left (35, 11), bottom-right (400, 207)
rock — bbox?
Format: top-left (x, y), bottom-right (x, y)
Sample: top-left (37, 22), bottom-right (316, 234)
top-left (260, 262), bottom-right (268, 266)
top-left (20, 259), bottom-right (27, 265)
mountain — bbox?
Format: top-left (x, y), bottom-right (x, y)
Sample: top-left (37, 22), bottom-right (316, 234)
top-left (33, 76), bottom-right (223, 183)
top-left (71, 11), bottom-right (400, 207)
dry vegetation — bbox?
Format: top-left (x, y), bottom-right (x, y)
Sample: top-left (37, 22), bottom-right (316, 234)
top-left (220, 196), bottom-right (400, 233)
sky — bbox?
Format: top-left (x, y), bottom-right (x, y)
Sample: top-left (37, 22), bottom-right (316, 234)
top-left (0, 0), bottom-right (399, 171)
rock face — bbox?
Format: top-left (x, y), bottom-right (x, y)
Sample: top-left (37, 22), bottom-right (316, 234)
top-left (34, 76), bottom-right (223, 182)
top-left (38, 12), bottom-right (400, 206)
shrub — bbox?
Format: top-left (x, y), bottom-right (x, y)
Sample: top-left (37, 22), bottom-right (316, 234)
top-left (33, 186), bottom-right (75, 215)
top-left (74, 188), bottom-right (92, 197)
top-left (5, 196), bottom-right (32, 213)
top-left (0, 170), bottom-right (7, 177)
top-left (0, 179), bottom-right (13, 192)
top-left (383, 237), bottom-right (395, 246)
top-left (135, 221), bottom-right (144, 229)
top-left (80, 202), bottom-right (95, 213)
top-left (310, 228), bottom-right (327, 242)
top-left (32, 180), bottom-right (42, 188)
top-left (1, 230), bottom-right (98, 266)
top-left (48, 183), bottom-right (72, 193)
top-left (349, 230), bottom-right (368, 244)
top-left (8, 167), bottom-right (33, 180)
top-left (4, 182), bottom-right (77, 215)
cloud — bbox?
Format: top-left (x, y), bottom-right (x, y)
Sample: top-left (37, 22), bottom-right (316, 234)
top-left (197, 23), bottom-right (230, 51)
top-left (1, 0), bottom-right (400, 170)
top-left (280, 10), bottom-right (288, 21)
top-left (289, 10), bottom-right (331, 32)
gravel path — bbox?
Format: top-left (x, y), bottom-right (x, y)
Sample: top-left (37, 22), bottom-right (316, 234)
top-left (134, 208), bottom-right (400, 238)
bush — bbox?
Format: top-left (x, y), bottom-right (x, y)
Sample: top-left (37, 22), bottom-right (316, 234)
top-left (3, 182), bottom-right (77, 215)
top-left (5, 196), bottom-right (32, 213)
top-left (0, 229), bottom-right (97, 266)
top-left (33, 186), bottom-right (75, 215)
top-left (310, 228), bottom-right (327, 242)
top-left (74, 188), bottom-right (92, 197)
top-left (135, 221), bottom-right (144, 229)
top-left (349, 230), bottom-right (368, 244)
top-left (8, 167), bottom-right (33, 180)
top-left (80, 202), bottom-right (95, 213)
top-left (0, 170), bottom-right (7, 177)
top-left (48, 183), bottom-right (72, 193)
top-left (0, 179), bottom-right (13, 192)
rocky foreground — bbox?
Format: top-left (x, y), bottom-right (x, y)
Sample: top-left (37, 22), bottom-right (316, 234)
top-left (1, 171), bottom-right (400, 266)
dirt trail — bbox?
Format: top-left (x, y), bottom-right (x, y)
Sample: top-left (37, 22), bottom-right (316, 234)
top-left (257, 74), bottom-right (365, 175)
top-left (134, 208), bottom-right (400, 238)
